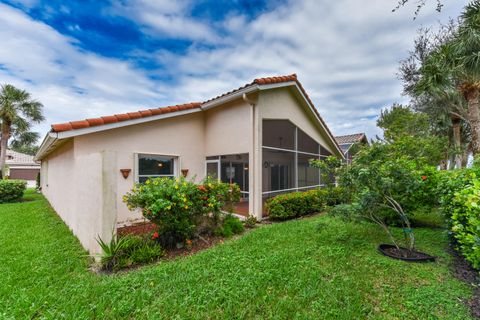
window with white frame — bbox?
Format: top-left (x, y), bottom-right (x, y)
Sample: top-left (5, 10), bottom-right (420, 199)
top-left (137, 154), bottom-right (177, 183)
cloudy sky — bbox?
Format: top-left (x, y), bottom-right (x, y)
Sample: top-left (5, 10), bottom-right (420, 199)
top-left (0, 0), bottom-right (466, 141)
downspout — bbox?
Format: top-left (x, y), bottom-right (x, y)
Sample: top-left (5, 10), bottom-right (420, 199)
top-left (243, 93), bottom-right (257, 218)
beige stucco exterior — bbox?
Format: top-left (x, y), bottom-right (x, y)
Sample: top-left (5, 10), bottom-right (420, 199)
top-left (39, 85), bottom-right (342, 254)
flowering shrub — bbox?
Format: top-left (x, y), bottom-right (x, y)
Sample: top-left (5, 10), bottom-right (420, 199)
top-left (0, 179), bottom-right (26, 203)
top-left (123, 177), bottom-right (241, 248)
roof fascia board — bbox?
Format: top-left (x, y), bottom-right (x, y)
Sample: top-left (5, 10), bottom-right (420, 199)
top-left (34, 133), bottom-right (56, 161)
top-left (201, 85), bottom-right (259, 110)
top-left (56, 108), bottom-right (201, 139)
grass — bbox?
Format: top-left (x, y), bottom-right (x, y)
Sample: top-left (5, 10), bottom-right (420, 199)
top-left (0, 190), bottom-right (473, 319)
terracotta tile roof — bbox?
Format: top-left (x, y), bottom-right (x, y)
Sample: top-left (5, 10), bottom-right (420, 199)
top-left (335, 133), bottom-right (367, 145)
top-left (51, 102), bottom-right (202, 132)
top-left (49, 73), bottom-right (342, 155)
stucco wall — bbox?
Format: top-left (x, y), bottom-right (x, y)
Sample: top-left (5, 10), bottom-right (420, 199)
top-left (204, 98), bottom-right (252, 156)
top-left (73, 111), bottom-right (206, 226)
top-left (41, 140), bottom-right (108, 254)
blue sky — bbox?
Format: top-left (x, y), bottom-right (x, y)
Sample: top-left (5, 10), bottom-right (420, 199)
top-left (0, 0), bottom-right (466, 140)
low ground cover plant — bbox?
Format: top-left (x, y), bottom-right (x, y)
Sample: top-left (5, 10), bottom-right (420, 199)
top-left (97, 234), bottom-right (165, 271)
top-left (0, 179), bottom-right (26, 203)
top-left (214, 214), bottom-right (244, 237)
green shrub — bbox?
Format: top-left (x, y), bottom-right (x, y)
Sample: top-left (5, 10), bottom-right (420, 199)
top-left (321, 186), bottom-right (350, 206)
top-left (97, 234), bottom-right (165, 271)
top-left (328, 203), bottom-right (361, 221)
top-left (435, 166), bottom-right (480, 270)
top-left (123, 177), bottom-right (241, 248)
top-left (446, 180), bottom-right (480, 269)
top-left (129, 241), bottom-right (165, 264)
top-left (266, 189), bottom-right (325, 220)
top-left (243, 214), bottom-right (258, 228)
top-left (215, 214), bottom-right (244, 237)
top-left (0, 180), bottom-right (26, 203)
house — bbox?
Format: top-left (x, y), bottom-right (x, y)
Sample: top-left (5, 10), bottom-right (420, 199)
top-left (6, 149), bottom-right (40, 187)
top-left (335, 133), bottom-right (368, 163)
top-left (35, 74), bottom-right (344, 253)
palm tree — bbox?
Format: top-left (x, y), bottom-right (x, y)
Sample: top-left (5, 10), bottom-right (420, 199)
top-left (416, 1), bottom-right (480, 155)
top-left (0, 84), bottom-right (44, 176)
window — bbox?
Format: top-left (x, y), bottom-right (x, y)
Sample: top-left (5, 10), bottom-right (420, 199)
top-left (137, 154), bottom-right (176, 183)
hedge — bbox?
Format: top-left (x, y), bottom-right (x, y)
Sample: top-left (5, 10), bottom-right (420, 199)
top-left (266, 187), bottom-right (347, 220)
top-left (437, 168), bottom-right (480, 270)
top-left (0, 180), bottom-right (27, 203)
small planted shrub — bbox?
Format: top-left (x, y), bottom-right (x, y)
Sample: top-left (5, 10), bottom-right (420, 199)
top-left (266, 189), bottom-right (325, 220)
top-left (0, 179), bottom-right (26, 203)
top-left (244, 214), bottom-right (258, 228)
top-left (97, 234), bottom-right (165, 271)
top-left (215, 214), bottom-right (244, 237)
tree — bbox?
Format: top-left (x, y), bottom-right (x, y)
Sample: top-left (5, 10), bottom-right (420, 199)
top-left (399, 23), bottom-right (470, 168)
top-left (339, 142), bottom-right (435, 251)
top-left (416, 2), bottom-right (480, 155)
top-left (0, 84), bottom-right (44, 176)
top-left (393, 0), bottom-right (444, 18)
top-left (376, 104), bottom-right (447, 166)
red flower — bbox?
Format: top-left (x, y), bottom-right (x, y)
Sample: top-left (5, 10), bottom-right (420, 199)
top-left (421, 175), bottom-right (427, 181)
top-left (152, 232), bottom-right (159, 240)
top-left (198, 185), bottom-right (207, 192)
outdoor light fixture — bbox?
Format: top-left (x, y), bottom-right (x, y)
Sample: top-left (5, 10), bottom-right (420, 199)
top-left (120, 169), bottom-right (131, 179)
top-left (181, 169), bottom-right (189, 177)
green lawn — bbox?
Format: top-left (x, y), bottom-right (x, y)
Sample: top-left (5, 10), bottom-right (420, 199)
top-left (0, 190), bottom-right (473, 319)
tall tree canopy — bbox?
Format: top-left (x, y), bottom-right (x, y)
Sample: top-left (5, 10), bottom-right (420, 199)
top-left (415, 1), bottom-right (480, 156)
top-left (0, 84), bottom-right (44, 175)
top-left (377, 104), bottom-right (447, 166)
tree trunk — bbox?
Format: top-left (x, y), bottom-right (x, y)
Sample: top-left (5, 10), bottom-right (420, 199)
top-left (462, 147), bottom-right (470, 168)
top-left (465, 88), bottom-right (480, 156)
top-left (448, 153), bottom-right (455, 170)
top-left (452, 118), bottom-right (462, 169)
top-left (439, 159), bottom-right (448, 170)
top-left (0, 122), bottom-right (11, 178)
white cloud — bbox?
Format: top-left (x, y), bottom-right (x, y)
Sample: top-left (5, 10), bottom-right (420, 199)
top-left (0, 3), bottom-right (168, 135)
top-left (146, 0), bottom-right (465, 139)
top-left (108, 0), bottom-right (218, 42)
top-left (0, 0), bottom-right (466, 142)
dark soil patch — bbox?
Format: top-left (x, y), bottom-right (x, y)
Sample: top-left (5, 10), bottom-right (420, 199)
top-left (163, 235), bottom-right (226, 260)
top-left (383, 246), bottom-right (433, 259)
top-left (379, 244), bottom-right (435, 262)
top-left (448, 246), bottom-right (480, 319)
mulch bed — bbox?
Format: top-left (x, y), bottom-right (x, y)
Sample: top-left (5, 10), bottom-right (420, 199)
top-left (382, 246), bottom-right (433, 260)
top-left (448, 246), bottom-right (480, 319)
top-left (162, 235), bottom-right (227, 260)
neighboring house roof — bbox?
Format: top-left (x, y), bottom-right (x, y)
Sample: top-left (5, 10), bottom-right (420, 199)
top-left (6, 149), bottom-right (39, 166)
top-left (335, 133), bottom-right (367, 145)
top-left (37, 74), bottom-right (344, 160)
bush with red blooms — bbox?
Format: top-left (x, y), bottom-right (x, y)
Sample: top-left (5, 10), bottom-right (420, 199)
top-left (123, 176), bottom-right (241, 248)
